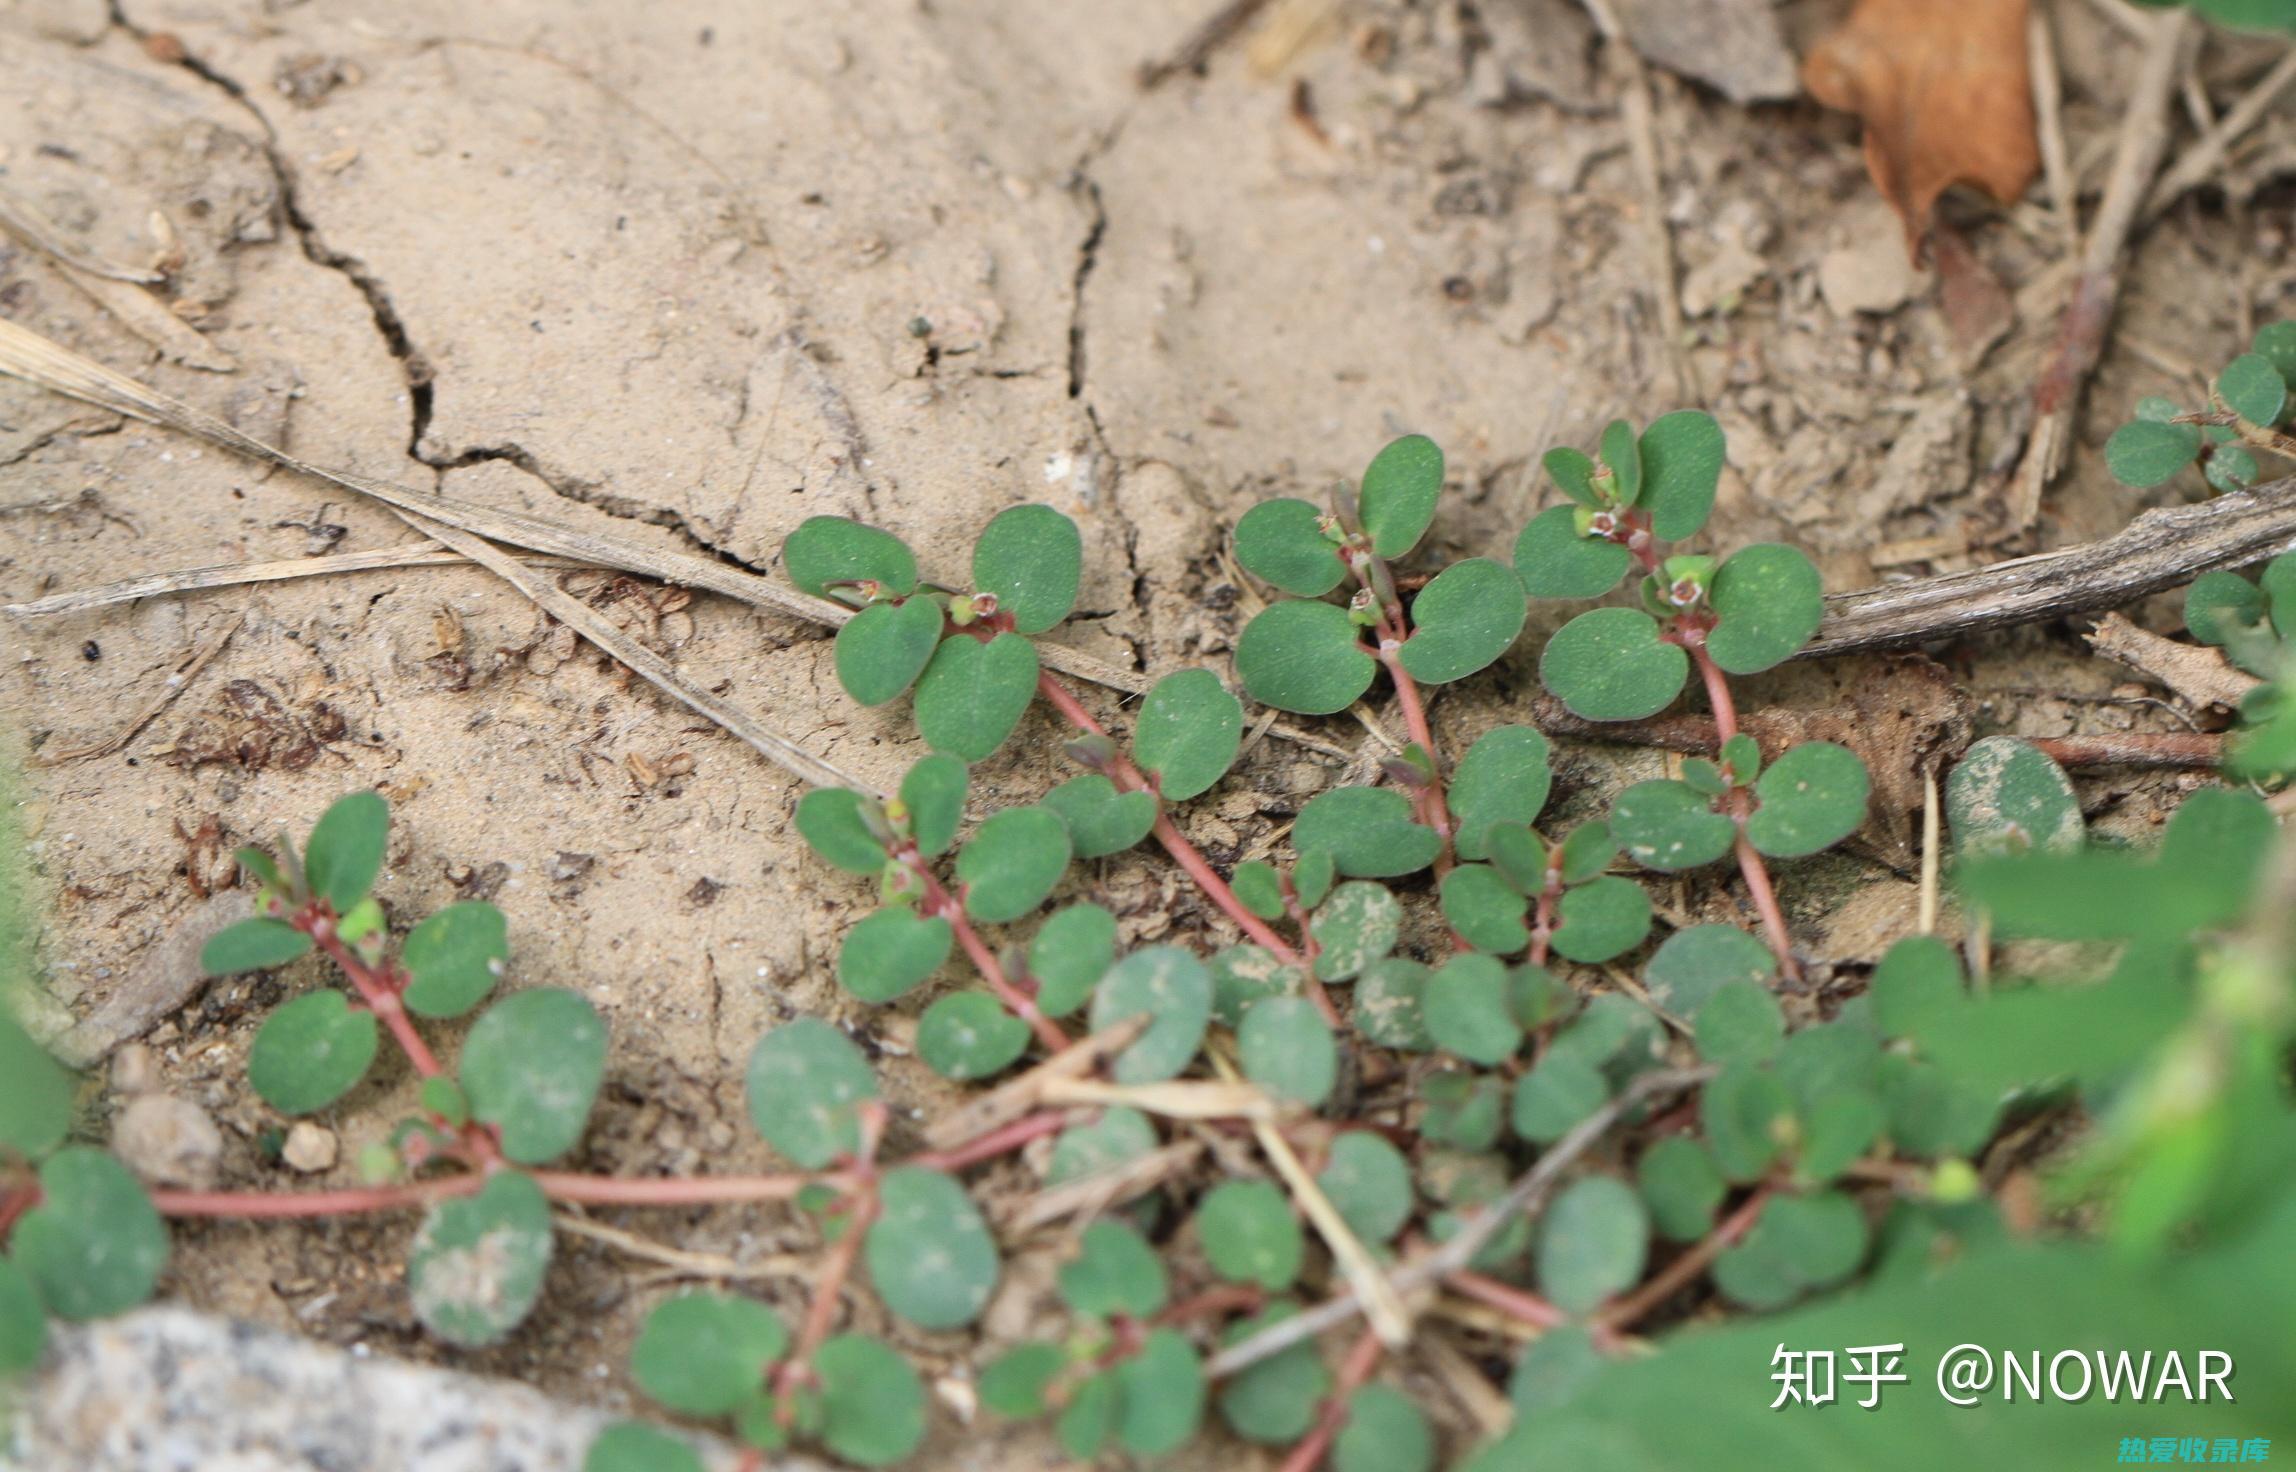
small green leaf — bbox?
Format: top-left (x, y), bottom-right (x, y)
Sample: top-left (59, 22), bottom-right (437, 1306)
top-left (1946, 736), bottom-right (2083, 860)
top-left (980, 1342), bottom-right (1064, 1418)
top-left (1114, 1328), bottom-right (1206, 1457)
top-left (1233, 861), bottom-right (1287, 921)
top-left (421, 1075), bottom-right (470, 1127)
top-left (1871, 935), bottom-right (1966, 1040)
top-left (460, 988), bottom-right (607, 1164)
top-left (407, 1170), bottom-right (552, 1347)
top-left (1637, 1135), bottom-right (1725, 1241)
top-left (1449, 727), bottom-right (1552, 861)
top-left (248, 991), bottom-right (379, 1115)
top-left (12, 1149), bottom-right (167, 1320)
top-left (957, 806), bottom-right (1072, 923)
top-left (1549, 876), bottom-right (1651, 963)
top-left (1508, 1326), bottom-right (1603, 1417)
top-left (1714, 1191), bottom-right (1867, 1309)
top-left (585, 1425), bottom-right (703, 1472)
top-left (401, 901), bottom-right (509, 1019)
top-left (1399, 558), bottom-right (1528, 684)
top-left (866, 1167), bottom-right (1000, 1330)
top-left (1317, 1131), bottom-right (1415, 1244)
top-left (2206, 444), bottom-right (2260, 493)
top-left (1422, 1072), bottom-right (1507, 1151)
top-left (304, 790), bottom-right (389, 911)
top-left (1612, 779), bottom-right (1733, 872)
top-left (1059, 1219), bottom-right (1169, 1318)
top-left (1235, 497), bottom-right (1348, 596)
top-left (833, 597), bottom-right (945, 706)
top-left (632, 1292), bottom-right (789, 1416)
top-left (1030, 903), bottom-right (1117, 1016)
top-left (794, 788), bottom-right (888, 876)
top-left (1424, 954), bottom-right (1523, 1064)
top-left (1239, 996), bottom-right (1338, 1107)
top-left (784, 517), bottom-right (918, 598)
top-left (0, 1257), bottom-right (44, 1375)
top-left (1212, 944), bottom-right (1305, 1027)
top-left (1294, 849), bottom-right (1338, 908)
top-left (1639, 409), bottom-right (1726, 541)
top-left (201, 916), bottom-right (314, 975)
top-left (837, 909), bottom-right (953, 1003)
top-left (1041, 774), bottom-right (1156, 859)
top-left (1540, 608), bottom-right (1688, 720)
top-left (1441, 864), bottom-right (1531, 954)
top-left (1197, 1180), bottom-right (1304, 1290)
top-left (1694, 980), bottom-right (1786, 1065)
top-left (745, 1019), bottom-right (878, 1168)
top-left (2104, 418), bottom-right (2201, 488)
top-left (1134, 668), bottom-right (1245, 801)
top-left (2255, 320), bottom-right (2296, 381)
top-left (1310, 880), bottom-right (1402, 981)
top-left (1706, 544), bottom-right (1823, 675)
top-left (972, 503), bottom-right (1081, 634)
top-left (1795, 1088), bottom-right (1884, 1184)
top-left (2186, 570), bottom-right (2267, 647)
top-left (917, 991), bottom-right (1031, 1080)
top-left (1236, 601), bottom-right (1377, 715)
top-left (1702, 1061), bottom-right (1793, 1183)
top-left (1544, 446), bottom-right (1601, 507)
top-left (1089, 947), bottom-right (1213, 1084)
top-left (0, 1018), bottom-right (71, 1158)
top-left (1557, 821), bottom-right (1617, 885)
top-left (1218, 1306), bottom-right (1332, 1444)
top-left (1352, 958), bottom-right (1434, 1051)
top-left (915, 632), bottom-right (1039, 761)
top-left (1746, 741), bottom-right (1869, 858)
top-left (2219, 352), bottom-right (2286, 425)
top-left (1335, 1385), bottom-right (1434, 1472)
top-left (1537, 1176), bottom-right (1648, 1314)
top-left (1059, 1369), bottom-right (1117, 1459)
top-left (815, 1335), bottom-right (927, 1468)
top-left (1643, 924), bottom-right (1776, 1016)
top-left (1359, 434), bottom-right (1445, 557)
top-left (1048, 1106), bottom-right (1157, 1186)
top-left (1510, 1054), bottom-right (1609, 1145)
top-left (897, 753), bottom-right (968, 857)
top-left (1514, 505), bottom-right (1631, 599)
top-left (1599, 419), bottom-right (1644, 505)
top-left (1293, 787), bottom-right (1441, 877)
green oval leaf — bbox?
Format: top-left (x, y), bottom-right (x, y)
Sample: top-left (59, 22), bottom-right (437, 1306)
top-left (1540, 608), bottom-right (1687, 720)
top-left (1746, 741), bottom-right (1870, 858)
top-left (1317, 1131), bottom-right (1414, 1244)
top-left (248, 990), bottom-right (379, 1115)
top-left (1212, 944), bottom-right (1305, 1027)
top-left (1218, 1305), bottom-right (1331, 1444)
top-left (1133, 669), bottom-right (1244, 801)
top-left (784, 516), bottom-right (918, 598)
top-left (1639, 409), bottom-right (1726, 541)
top-left (745, 1019), bottom-right (878, 1168)
top-left (1612, 779), bottom-right (1734, 872)
top-left (632, 1292), bottom-right (789, 1416)
top-left (1235, 600), bottom-right (1377, 715)
top-left (1359, 433), bottom-right (1445, 557)
top-left (1114, 1328), bottom-right (1206, 1457)
top-left (305, 791), bottom-right (389, 912)
top-left (1637, 1134), bottom-right (1726, 1242)
top-left (917, 991), bottom-right (1032, 1080)
top-left (0, 1017), bottom-right (71, 1158)
top-left (1234, 498), bottom-right (1346, 596)
top-left (1030, 903), bottom-right (1117, 1016)
top-left (1441, 863), bottom-right (1530, 954)
top-left (815, 1334), bottom-right (927, 1468)
top-left (1549, 876), bottom-right (1651, 963)
top-left (1310, 880), bottom-right (1401, 981)
top-left (1706, 544), bottom-right (1823, 675)
top-left (1695, 980), bottom-right (1787, 1065)
top-left (1089, 947), bottom-right (1213, 1083)
top-left (1351, 958), bottom-right (1434, 1051)
top-left (1335, 1384), bottom-right (1434, 1472)
top-left (461, 988), bottom-right (607, 1164)
top-left (957, 805), bottom-right (1072, 923)
top-left (0, 1256), bottom-right (46, 1375)
top-left (1197, 1179), bottom-right (1304, 1290)
top-left (1058, 1219), bottom-right (1169, 1319)
top-left (1421, 1071), bottom-right (1507, 1151)
top-left (400, 901), bottom-right (509, 1019)
top-left (1644, 924), bottom-right (1776, 1016)
top-left (1871, 935), bottom-right (1966, 1041)
top-left (833, 597), bottom-right (945, 706)
top-left (866, 1166), bottom-right (1000, 1330)
top-left (1423, 954), bottom-right (1522, 1064)
top-left (837, 908), bottom-right (953, 1003)
top-left (897, 753), bottom-right (968, 858)
top-left (1946, 735), bottom-right (2083, 860)
top-left (1449, 726), bottom-right (1552, 862)
top-left (1399, 558), bottom-right (1527, 684)
top-left (915, 632), bottom-right (1039, 762)
top-left (1536, 1176), bottom-right (1648, 1314)
top-left (1514, 505), bottom-right (1631, 600)
top-left (2219, 351), bottom-right (2286, 425)
top-left (2104, 418), bottom-right (2201, 489)
top-left (980, 1342), bottom-right (1064, 1419)
top-left (972, 503), bottom-right (1081, 634)
top-left (201, 916), bottom-right (314, 976)
top-left (1048, 1105), bottom-right (1157, 1186)
top-left (1239, 996), bottom-right (1338, 1107)
top-left (794, 788), bottom-right (889, 876)
top-left (1702, 1061), bottom-right (1793, 1183)
top-left (1511, 1054), bottom-right (1609, 1144)
top-left (585, 1424), bottom-right (703, 1472)
top-left (408, 1170), bottom-right (553, 1347)
top-left (12, 1148), bottom-right (168, 1320)
top-left (1042, 774), bottom-right (1157, 858)
top-left (1293, 787), bottom-right (1441, 878)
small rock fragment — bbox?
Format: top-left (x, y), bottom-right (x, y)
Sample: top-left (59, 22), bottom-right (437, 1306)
top-left (114, 1093), bottom-right (223, 1190)
top-left (283, 1121), bottom-right (340, 1174)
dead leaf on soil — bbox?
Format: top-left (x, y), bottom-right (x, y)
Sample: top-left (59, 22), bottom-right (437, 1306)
top-left (1802, 0), bottom-right (2040, 253)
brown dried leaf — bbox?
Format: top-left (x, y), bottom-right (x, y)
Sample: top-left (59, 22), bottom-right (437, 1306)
top-left (1803, 0), bottom-right (2040, 252)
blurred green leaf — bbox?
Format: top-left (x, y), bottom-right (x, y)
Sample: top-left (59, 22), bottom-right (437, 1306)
top-left (1359, 434), bottom-right (1445, 557)
top-left (1294, 788), bottom-right (1441, 878)
top-left (1706, 545), bottom-right (1823, 676)
top-left (745, 1019), bottom-right (877, 1168)
top-left (304, 791), bottom-right (389, 912)
top-left (248, 991), bottom-right (378, 1115)
top-left (866, 1167), bottom-right (999, 1330)
top-left (915, 632), bottom-right (1038, 761)
top-left (1134, 669), bottom-right (1244, 801)
top-left (401, 901), bottom-right (508, 1019)
top-left (833, 597), bottom-right (944, 706)
top-left (1234, 498), bottom-right (1347, 597)
top-left (1089, 947), bottom-right (1212, 1084)
top-left (13, 1149), bottom-right (167, 1320)
top-left (1236, 601), bottom-right (1377, 715)
top-left (957, 806), bottom-right (1072, 923)
top-left (407, 1170), bottom-right (551, 1347)
top-left (461, 988), bottom-right (606, 1164)
top-left (1540, 608), bottom-right (1687, 721)
top-left (201, 916), bottom-right (312, 976)
top-left (1239, 996), bottom-right (1337, 1107)
top-left (971, 503), bottom-right (1081, 634)
top-left (783, 517), bottom-right (918, 599)
top-left (916, 991), bottom-right (1030, 1080)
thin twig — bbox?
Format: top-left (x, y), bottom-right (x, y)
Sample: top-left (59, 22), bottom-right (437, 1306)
top-left (2144, 43), bottom-right (2296, 219)
top-left (5, 543), bottom-right (587, 615)
top-left (2029, 1), bottom-right (2076, 247)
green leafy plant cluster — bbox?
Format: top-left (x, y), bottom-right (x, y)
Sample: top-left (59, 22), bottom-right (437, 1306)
top-left (2104, 322), bottom-right (2296, 493)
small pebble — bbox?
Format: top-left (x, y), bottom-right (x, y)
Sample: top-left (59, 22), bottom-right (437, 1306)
top-left (114, 1093), bottom-right (223, 1189)
top-left (111, 1043), bottom-right (160, 1096)
top-left (283, 1121), bottom-right (339, 1174)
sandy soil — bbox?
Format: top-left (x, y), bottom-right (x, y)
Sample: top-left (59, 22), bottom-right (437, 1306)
top-left (2, 0), bottom-right (2286, 1460)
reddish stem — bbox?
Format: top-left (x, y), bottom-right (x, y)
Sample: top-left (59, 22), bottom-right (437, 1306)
top-left (308, 920), bottom-right (450, 1082)
top-left (906, 1110), bottom-right (1066, 1173)
top-left (1687, 641), bottom-right (1801, 984)
top-left (1378, 644), bottom-right (1456, 871)
top-left (1593, 1185), bottom-right (1773, 1336)
top-left (1446, 1269), bottom-right (1569, 1330)
top-left (1037, 672), bottom-right (1305, 964)
top-left (775, 1107), bottom-right (888, 1414)
top-left (1153, 1282), bottom-right (1268, 1326)
top-left (911, 857), bottom-right (1070, 1053)
top-left (1276, 1327), bottom-right (1384, 1472)
top-left (152, 1174), bottom-right (485, 1218)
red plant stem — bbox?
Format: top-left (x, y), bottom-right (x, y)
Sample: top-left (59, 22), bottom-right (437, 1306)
top-left (1593, 1185), bottom-right (1773, 1336)
top-left (906, 1110), bottom-right (1066, 1173)
top-left (308, 921), bottom-right (449, 1081)
top-left (1528, 866), bottom-right (1561, 969)
top-left (1280, 890), bottom-right (1343, 1026)
top-left (1276, 1327), bottom-right (1384, 1472)
top-left (152, 1174), bottom-right (485, 1218)
top-left (1153, 1282), bottom-right (1268, 1326)
top-left (1036, 671), bottom-right (1305, 964)
top-left (1445, 1269), bottom-right (1569, 1330)
top-left (1687, 641), bottom-right (1801, 984)
top-left (1378, 645), bottom-right (1456, 868)
top-left (911, 857), bottom-right (1070, 1053)
top-left (777, 1106), bottom-right (888, 1410)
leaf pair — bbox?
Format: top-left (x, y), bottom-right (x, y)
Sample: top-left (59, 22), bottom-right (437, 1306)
top-left (1439, 821), bottom-right (1649, 964)
top-left (1612, 740), bottom-right (1869, 873)
top-left (2106, 324), bottom-right (2296, 492)
top-left (985, 1327), bottom-right (1205, 1460)
top-left (1233, 435), bottom-right (1446, 597)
